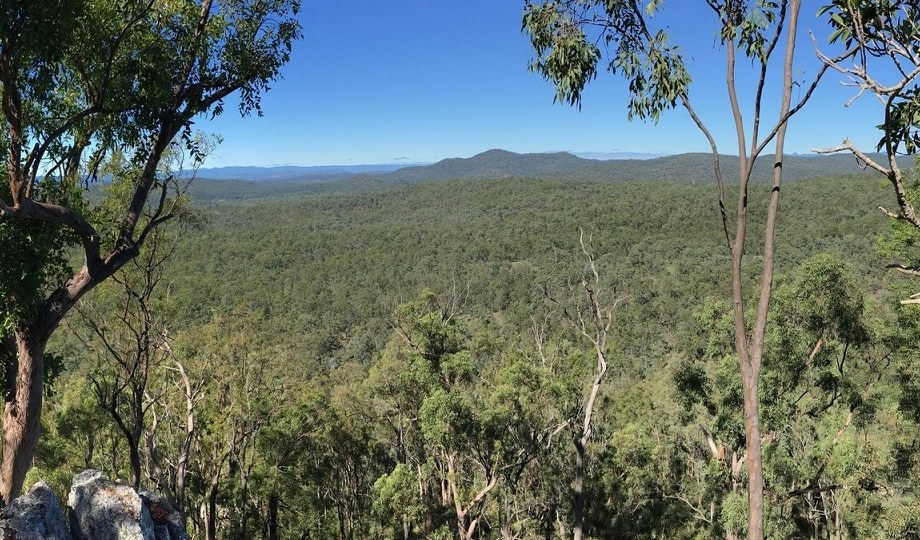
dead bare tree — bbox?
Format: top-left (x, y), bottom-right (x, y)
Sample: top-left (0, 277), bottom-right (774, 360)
top-left (542, 229), bottom-right (627, 540)
top-left (75, 220), bottom-right (178, 490)
top-left (146, 359), bottom-right (204, 525)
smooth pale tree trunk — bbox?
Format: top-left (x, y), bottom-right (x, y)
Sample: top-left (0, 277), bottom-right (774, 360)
top-left (740, 371), bottom-right (764, 540)
top-left (447, 454), bottom-right (498, 540)
top-left (721, 4), bottom-right (801, 539)
top-left (175, 360), bottom-right (196, 525)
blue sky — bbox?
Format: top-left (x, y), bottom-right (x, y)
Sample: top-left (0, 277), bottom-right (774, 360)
top-left (201, 1), bottom-right (888, 168)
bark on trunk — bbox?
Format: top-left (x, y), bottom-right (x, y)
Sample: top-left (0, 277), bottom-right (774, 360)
top-left (0, 263), bottom-right (114, 501)
top-left (175, 360), bottom-right (196, 525)
top-left (573, 439), bottom-right (585, 540)
top-left (447, 454), bottom-right (498, 540)
top-left (206, 474), bottom-right (220, 540)
top-left (742, 372), bottom-right (764, 540)
top-left (0, 330), bottom-right (46, 503)
top-left (128, 429), bottom-right (142, 491)
top-left (268, 493), bottom-right (279, 540)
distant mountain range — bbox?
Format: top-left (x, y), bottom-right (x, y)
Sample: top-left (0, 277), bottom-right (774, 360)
top-left (373, 149), bottom-right (911, 184)
top-left (187, 149), bottom-right (909, 201)
top-left (191, 163), bottom-right (413, 182)
top-left (193, 151), bottom-right (667, 182)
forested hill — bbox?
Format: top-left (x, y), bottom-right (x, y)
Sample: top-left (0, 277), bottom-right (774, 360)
top-left (380, 150), bottom-right (891, 184)
top-left (188, 149), bottom-right (907, 202)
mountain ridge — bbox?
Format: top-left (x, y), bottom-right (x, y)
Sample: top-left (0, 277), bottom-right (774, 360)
top-left (187, 149), bottom-right (910, 201)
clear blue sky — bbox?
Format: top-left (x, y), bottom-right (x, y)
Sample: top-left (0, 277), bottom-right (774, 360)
top-left (201, 1), bottom-right (887, 168)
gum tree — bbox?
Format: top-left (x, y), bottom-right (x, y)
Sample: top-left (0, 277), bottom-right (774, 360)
top-left (522, 1), bottom-right (854, 538)
top-left (0, 0), bottom-right (299, 502)
top-left (812, 1), bottom-right (920, 302)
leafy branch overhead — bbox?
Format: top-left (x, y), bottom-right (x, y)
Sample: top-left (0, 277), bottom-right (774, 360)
top-left (523, 0), bottom-right (690, 119)
top-left (818, 0), bottom-right (920, 153)
top-left (813, 0), bottom-right (920, 302)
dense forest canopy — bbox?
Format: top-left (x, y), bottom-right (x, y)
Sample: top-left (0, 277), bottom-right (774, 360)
top-left (32, 167), bottom-right (920, 539)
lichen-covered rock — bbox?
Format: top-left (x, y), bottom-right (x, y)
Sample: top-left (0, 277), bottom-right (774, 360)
top-left (0, 481), bottom-right (72, 540)
top-left (139, 492), bottom-right (189, 540)
top-left (67, 470), bottom-right (155, 540)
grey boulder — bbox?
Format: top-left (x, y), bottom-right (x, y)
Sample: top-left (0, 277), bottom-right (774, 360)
top-left (67, 470), bottom-right (155, 540)
top-left (0, 481), bottom-right (72, 540)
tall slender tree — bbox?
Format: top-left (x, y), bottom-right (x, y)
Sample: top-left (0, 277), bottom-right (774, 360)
top-left (522, 2), bottom-right (855, 538)
top-left (0, 0), bottom-right (300, 502)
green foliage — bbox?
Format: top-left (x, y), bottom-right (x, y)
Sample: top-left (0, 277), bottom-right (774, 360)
top-left (0, 219), bottom-right (71, 334)
top-left (720, 1), bottom-right (781, 61)
top-left (722, 490), bottom-right (748, 537)
top-left (523, 2), bottom-right (601, 108)
top-left (37, 169), bottom-right (919, 539)
top-left (0, 176), bottom-right (80, 339)
top-left (523, 0), bottom-right (689, 120)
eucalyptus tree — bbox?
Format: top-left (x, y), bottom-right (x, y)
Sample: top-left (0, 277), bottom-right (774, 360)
top-left (0, 0), bottom-right (299, 502)
top-left (811, 1), bottom-right (920, 301)
top-left (677, 254), bottom-right (895, 539)
top-left (522, 2), bottom-right (854, 538)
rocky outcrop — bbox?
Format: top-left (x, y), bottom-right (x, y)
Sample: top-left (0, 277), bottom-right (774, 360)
top-left (0, 481), bottom-right (72, 540)
top-left (0, 471), bottom-right (188, 540)
top-left (68, 470), bottom-right (156, 540)
top-left (139, 492), bottom-right (189, 540)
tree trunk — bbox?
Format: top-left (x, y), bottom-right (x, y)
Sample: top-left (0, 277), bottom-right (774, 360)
top-left (741, 372), bottom-right (764, 540)
top-left (501, 496), bottom-right (513, 540)
top-left (573, 439), bottom-right (585, 540)
top-left (128, 430), bottom-right (142, 491)
top-left (268, 493), bottom-right (279, 540)
top-left (447, 454), bottom-right (497, 540)
top-left (174, 359), bottom-right (197, 525)
top-left (84, 430), bottom-right (95, 469)
top-left (0, 330), bottom-right (46, 503)
top-left (834, 500), bottom-right (842, 540)
top-left (206, 473), bottom-right (220, 540)
top-left (0, 263), bottom-right (110, 502)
